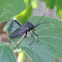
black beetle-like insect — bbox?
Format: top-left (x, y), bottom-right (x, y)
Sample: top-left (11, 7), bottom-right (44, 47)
top-left (9, 9), bottom-right (52, 46)
top-left (9, 19), bottom-right (41, 46)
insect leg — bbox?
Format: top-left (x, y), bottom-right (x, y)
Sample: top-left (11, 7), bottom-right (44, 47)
top-left (29, 32), bottom-right (35, 46)
top-left (23, 32), bottom-right (27, 38)
top-left (32, 31), bottom-right (39, 42)
top-left (17, 33), bottom-right (27, 46)
top-left (14, 20), bottom-right (21, 26)
top-left (9, 20), bottom-right (21, 32)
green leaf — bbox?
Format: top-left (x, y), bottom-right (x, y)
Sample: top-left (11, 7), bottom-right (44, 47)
top-left (56, 9), bottom-right (62, 19)
top-left (0, 0), bottom-right (26, 23)
top-left (18, 51), bottom-right (25, 62)
top-left (15, 4), bottom-right (32, 24)
top-left (0, 42), bottom-right (16, 62)
top-left (44, 0), bottom-right (55, 9)
top-left (7, 16), bottom-right (62, 61)
top-left (24, 0), bottom-right (30, 4)
top-left (29, 16), bottom-right (62, 58)
top-left (31, 0), bottom-right (39, 8)
top-left (19, 38), bottom-right (54, 62)
top-left (55, 0), bottom-right (62, 19)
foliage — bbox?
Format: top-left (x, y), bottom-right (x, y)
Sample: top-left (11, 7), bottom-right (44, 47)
top-left (44, 0), bottom-right (62, 19)
top-left (0, 0), bottom-right (62, 62)
top-left (0, 42), bottom-right (16, 62)
top-left (0, 0), bottom-right (26, 23)
top-left (15, 4), bottom-right (32, 24)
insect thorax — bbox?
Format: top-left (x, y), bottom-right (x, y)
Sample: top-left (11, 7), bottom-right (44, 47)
top-left (26, 21), bottom-right (35, 29)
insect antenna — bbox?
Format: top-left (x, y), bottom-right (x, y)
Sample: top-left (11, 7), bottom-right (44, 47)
top-left (34, 8), bottom-right (54, 27)
top-left (38, 8), bottom-right (48, 24)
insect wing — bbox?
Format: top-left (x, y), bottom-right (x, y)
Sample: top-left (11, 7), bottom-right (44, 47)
top-left (10, 26), bottom-right (29, 38)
